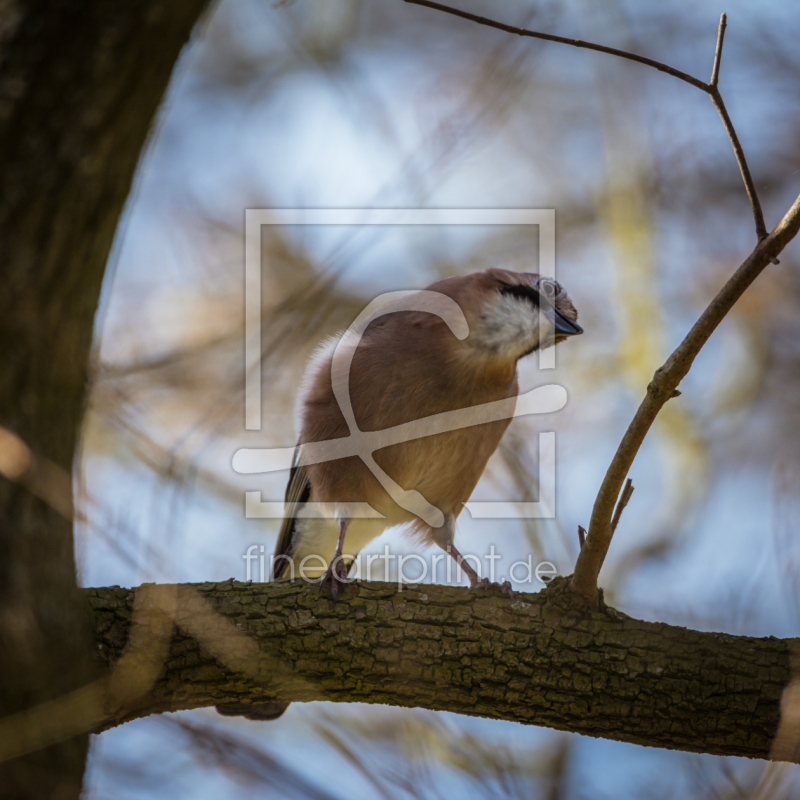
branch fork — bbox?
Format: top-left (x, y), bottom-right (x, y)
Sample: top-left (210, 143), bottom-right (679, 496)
top-left (403, 0), bottom-right (800, 603)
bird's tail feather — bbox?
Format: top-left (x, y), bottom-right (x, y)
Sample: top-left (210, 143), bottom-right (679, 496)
top-left (272, 450), bottom-right (311, 579)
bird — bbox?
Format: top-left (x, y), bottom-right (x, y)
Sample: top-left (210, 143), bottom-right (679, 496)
top-left (217, 267), bottom-right (581, 721)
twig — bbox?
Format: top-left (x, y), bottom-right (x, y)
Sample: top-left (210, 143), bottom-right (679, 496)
top-left (710, 12), bottom-right (726, 87)
top-left (610, 479), bottom-right (634, 534)
top-left (705, 12), bottom-right (768, 240)
top-left (572, 194), bottom-right (800, 601)
top-left (578, 525), bottom-right (586, 550)
top-left (403, 0), bottom-right (768, 242)
top-left (404, 0), bottom-right (707, 90)
top-left (708, 87), bottom-right (768, 240)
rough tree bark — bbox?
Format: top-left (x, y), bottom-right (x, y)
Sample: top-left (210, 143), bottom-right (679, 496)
top-left (0, 2), bottom-right (210, 797)
top-left (86, 578), bottom-right (797, 762)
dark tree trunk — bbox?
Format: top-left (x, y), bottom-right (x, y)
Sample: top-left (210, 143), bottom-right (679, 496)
top-left (0, 2), bottom-right (210, 796)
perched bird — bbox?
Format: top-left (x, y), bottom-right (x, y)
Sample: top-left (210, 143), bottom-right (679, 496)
top-left (217, 268), bottom-right (581, 721)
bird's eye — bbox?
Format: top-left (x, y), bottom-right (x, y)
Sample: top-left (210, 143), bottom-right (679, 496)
top-left (538, 279), bottom-right (557, 299)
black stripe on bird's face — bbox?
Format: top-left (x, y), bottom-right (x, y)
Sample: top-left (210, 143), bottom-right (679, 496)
top-left (498, 281), bottom-right (541, 307)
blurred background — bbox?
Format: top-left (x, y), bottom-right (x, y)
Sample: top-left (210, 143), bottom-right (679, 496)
top-left (77, 0), bottom-right (800, 797)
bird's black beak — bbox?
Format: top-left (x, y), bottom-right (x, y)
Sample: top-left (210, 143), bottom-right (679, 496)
top-left (553, 307), bottom-right (583, 336)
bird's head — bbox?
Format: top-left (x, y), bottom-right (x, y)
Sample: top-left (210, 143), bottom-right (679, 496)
top-left (431, 268), bottom-right (582, 363)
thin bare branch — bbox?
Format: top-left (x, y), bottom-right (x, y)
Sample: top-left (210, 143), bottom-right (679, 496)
top-left (403, 0), bottom-right (708, 90)
top-left (708, 86), bottom-right (769, 240)
top-left (710, 12), bottom-right (727, 87)
top-left (572, 193), bottom-right (800, 601)
top-left (610, 479), bottom-right (635, 534)
top-left (707, 10), bottom-right (768, 241)
top-left (402, 1), bottom-right (769, 241)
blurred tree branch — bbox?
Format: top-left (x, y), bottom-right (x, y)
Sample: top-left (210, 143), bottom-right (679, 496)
top-left (3, 578), bottom-right (791, 763)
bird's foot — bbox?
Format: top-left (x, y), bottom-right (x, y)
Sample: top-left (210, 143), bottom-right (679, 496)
top-left (318, 558), bottom-right (349, 602)
top-left (472, 577), bottom-right (514, 597)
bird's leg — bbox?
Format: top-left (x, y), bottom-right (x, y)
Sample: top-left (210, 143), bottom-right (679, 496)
top-left (446, 541), bottom-right (514, 597)
top-left (433, 514), bottom-right (513, 597)
top-left (319, 517), bottom-right (350, 602)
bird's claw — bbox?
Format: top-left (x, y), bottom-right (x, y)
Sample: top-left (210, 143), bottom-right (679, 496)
top-left (473, 578), bottom-right (514, 598)
top-left (319, 559), bottom-right (349, 602)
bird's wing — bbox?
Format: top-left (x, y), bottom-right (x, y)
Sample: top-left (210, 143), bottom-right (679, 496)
top-left (272, 446), bottom-right (311, 579)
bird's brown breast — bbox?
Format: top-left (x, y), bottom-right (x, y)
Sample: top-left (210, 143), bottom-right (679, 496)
top-left (300, 312), bottom-right (518, 526)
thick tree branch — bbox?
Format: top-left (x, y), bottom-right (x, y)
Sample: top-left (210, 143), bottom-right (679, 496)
top-left (573, 193), bottom-right (800, 600)
top-left (63, 579), bottom-right (799, 762)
